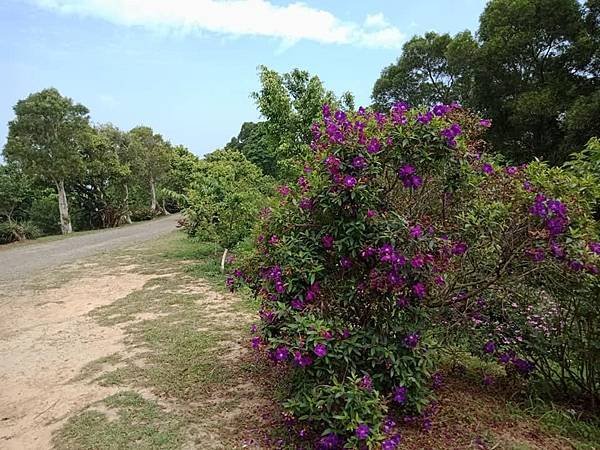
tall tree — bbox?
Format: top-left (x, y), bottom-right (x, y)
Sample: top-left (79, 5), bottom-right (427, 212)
top-left (372, 31), bottom-right (478, 109)
top-left (475, 0), bottom-right (588, 163)
top-left (372, 0), bottom-right (599, 164)
top-left (225, 121), bottom-right (276, 177)
top-left (0, 163), bottom-right (34, 223)
top-left (3, 88), bottom-right (89, 234)
top-left (128, 126), bottom-right (171, 212)
top-left (251, 66), bottom-right (354, 180)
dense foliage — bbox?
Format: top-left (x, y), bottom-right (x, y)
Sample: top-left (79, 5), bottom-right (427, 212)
top-left (183, 149), bottom-right (274, 268)
top-left (372, 0), bottom-right (599, 164)
top-left (0, 88), bottom-right (199, 243)
top-left (230, 102), bottom-right (599, 448)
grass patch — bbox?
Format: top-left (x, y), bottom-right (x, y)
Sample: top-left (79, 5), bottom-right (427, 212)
top-left (52, 391), bottom-right (184, 450)
top-left (60, 231), bottom-right (281, 448)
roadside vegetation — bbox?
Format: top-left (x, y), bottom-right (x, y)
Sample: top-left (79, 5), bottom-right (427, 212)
top-left (2, 0), bottom-right (599, 448)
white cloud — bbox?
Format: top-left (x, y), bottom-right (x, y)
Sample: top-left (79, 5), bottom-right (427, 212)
top-left (364, 12), bottom-right (388, 29)
top-left (30, 0), bottom-right (405, 48)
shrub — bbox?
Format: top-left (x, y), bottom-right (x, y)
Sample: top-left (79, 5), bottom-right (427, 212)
top-left (29, 194), bottom-right (61, 235)
top-left (184, 150), bottom-right (273, 270)
top-left (0, 221), bottom-right (41, 244)
top-left (231, 102), bottom-right (599, 447)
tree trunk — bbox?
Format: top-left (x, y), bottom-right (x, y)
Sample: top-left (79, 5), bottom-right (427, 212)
top-left (220, 248), bottom-right (228, 274)
top-left (124, 183), bottom-right (132, 224)
top-left (150, 178), bottom-right (158, 212)
top-left (55, 179), bottom-right (72, 234)
top-left (162, 198), bottom-right (171, 215)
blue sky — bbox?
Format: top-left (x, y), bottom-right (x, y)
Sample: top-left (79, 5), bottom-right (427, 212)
top-left (1, 0), bottom-right (487, 156)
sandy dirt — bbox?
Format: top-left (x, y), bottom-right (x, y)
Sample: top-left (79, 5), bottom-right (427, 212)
top-left (0, 270), bottom-right (155, 449)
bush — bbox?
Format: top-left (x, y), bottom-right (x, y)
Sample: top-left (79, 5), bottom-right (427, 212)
top-left (231, 103), bottom-right (599, 447)
top-left (130, 207), bottom-right (157, 222)
top-left (0, 221), bottom-right (41, 244)
top-left (29, 194), bottom-right (61, 235)
top-left (183, 150), bottom-right (273, 268)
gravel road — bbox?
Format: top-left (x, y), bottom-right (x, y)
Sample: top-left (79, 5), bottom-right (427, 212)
top-left (0, 214), bottom-right (181, 283)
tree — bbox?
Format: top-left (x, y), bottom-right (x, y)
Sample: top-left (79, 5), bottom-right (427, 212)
top-left (475, 0), bottom-right (588, 163)
top-left (372, 31), bottom-right (478, 109)
top-left (94, 124), bottom-right (134, 223)
top-left (0, 163), bottom-right (34, 223)
top-left (3, 88), bottom-right (90, 234)
top-left (128, 126), bottom-right (171, 213)
top-left (70, 125), bottom-right (132, 229)
top-left (184, 149), bottom-right (273, 271)
top-left (225, 121), bottom-right (276, 177)
top-left (372, 0), bottom-right (599, 164)
top-left (251, 66), bottom-right (354, 180)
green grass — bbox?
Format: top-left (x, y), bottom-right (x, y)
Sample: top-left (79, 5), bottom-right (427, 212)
top-left (56, 232), bottom-right (274, 449)
top-left (52, 392), bottom-right (184, 450)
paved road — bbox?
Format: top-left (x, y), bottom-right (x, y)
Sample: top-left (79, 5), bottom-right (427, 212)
top-left (0, 214), bottom-right (181, 283)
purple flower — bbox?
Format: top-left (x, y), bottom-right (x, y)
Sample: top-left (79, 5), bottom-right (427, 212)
top-left (483, 375), bottom-right (494, 386)
top-left (277, 185), bottom-right (291, 196)
top-left (269, 235), bottom-right (279, 245)
top-left (498, 352), bottom-right (511, 364)
top-left (513, 358), bottom-right (534, 375)
top-left (340, 256), bottom-right (353, 269)
top-left (359, 374), bottom-right (373, 391)
top-left (314, 343), bottom-right (328, 358)
top-left (342, 175), bottom-right (357, 189)
top-left (403, 332), bottom-right (420, 348)
top-left (452, 241), bottom-right (468, 255)
top-left (367, 209), bottom-right (377, 218)
top-left (351, 156), bottom-right (367, 169)
top-left (317, 433), bottom-right (343, 450)
top-left (398, 164), bottom-right (422, 189)
top-left (382, 417), bottom-right (396, 433)
top-left (398, 164), bottom-right (415, 178)
top-left (393, 386), bottom-right (408, 404)
top-left (293, 351), bottom-right (312, 367)
top-left (334, 110), bottom-right (346, 122)
top-left (588, 242), bottom-right (600, 255)
top-left (274, 346), bottom-right (289, 362)
top-left (355, 424), bottom-right (370, 440)
top-left (322, 104), bottom-right (331, 118)
top-left (550, 241), bottom-right (565, 259)
top-left (322, 235), bottom-right (334, 249)
top-left (422, 418), bottom-right (433, 432)
top-left (433, 104), bottom-right (449, 116)
top-left (225, 276), bottom-right (235, 291)
top-left (299, 197), bottom-right (314, 210)
top-left (483, 340), bottom-right (496, 354)
top-left (482, 163), bottom-right (494, 175)
top-left (431, 372), bottom-right (444, 390)
top-left (417, 111), bottom-right (433, 124)
top-left (479, 119), bottom-right (492, 128)
top-left (589, 242), bottom-right (600, 255)
top-left (569, 260), bottom-right (584, 271)
top-left (251, 336), bottom-right (261, 349)
top-left (410, 255), bottom-right (425, 269)
top-left (291, 298), bottom-right (304, 310)
top-left (382, 435), bottom-right (402, 450)
top-left (412, 282), bottom-right (427, 299)
top-left (409, 225), bottom-right (423, 239)
top-left (367, 137), bottom-right (382, 154)
top-left (505, 166), bottom-right (518, 176)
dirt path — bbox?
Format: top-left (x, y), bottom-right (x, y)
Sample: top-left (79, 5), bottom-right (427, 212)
top-left (0, 270), bottom-right (154, 448)
top-left (0, 214), bottom-right (180, 283)
top-left (0, 232), bottom-right (274, 450)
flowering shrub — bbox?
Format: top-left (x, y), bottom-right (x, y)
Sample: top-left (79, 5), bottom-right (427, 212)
top-left (231, 103), bottom-right (600, 447)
